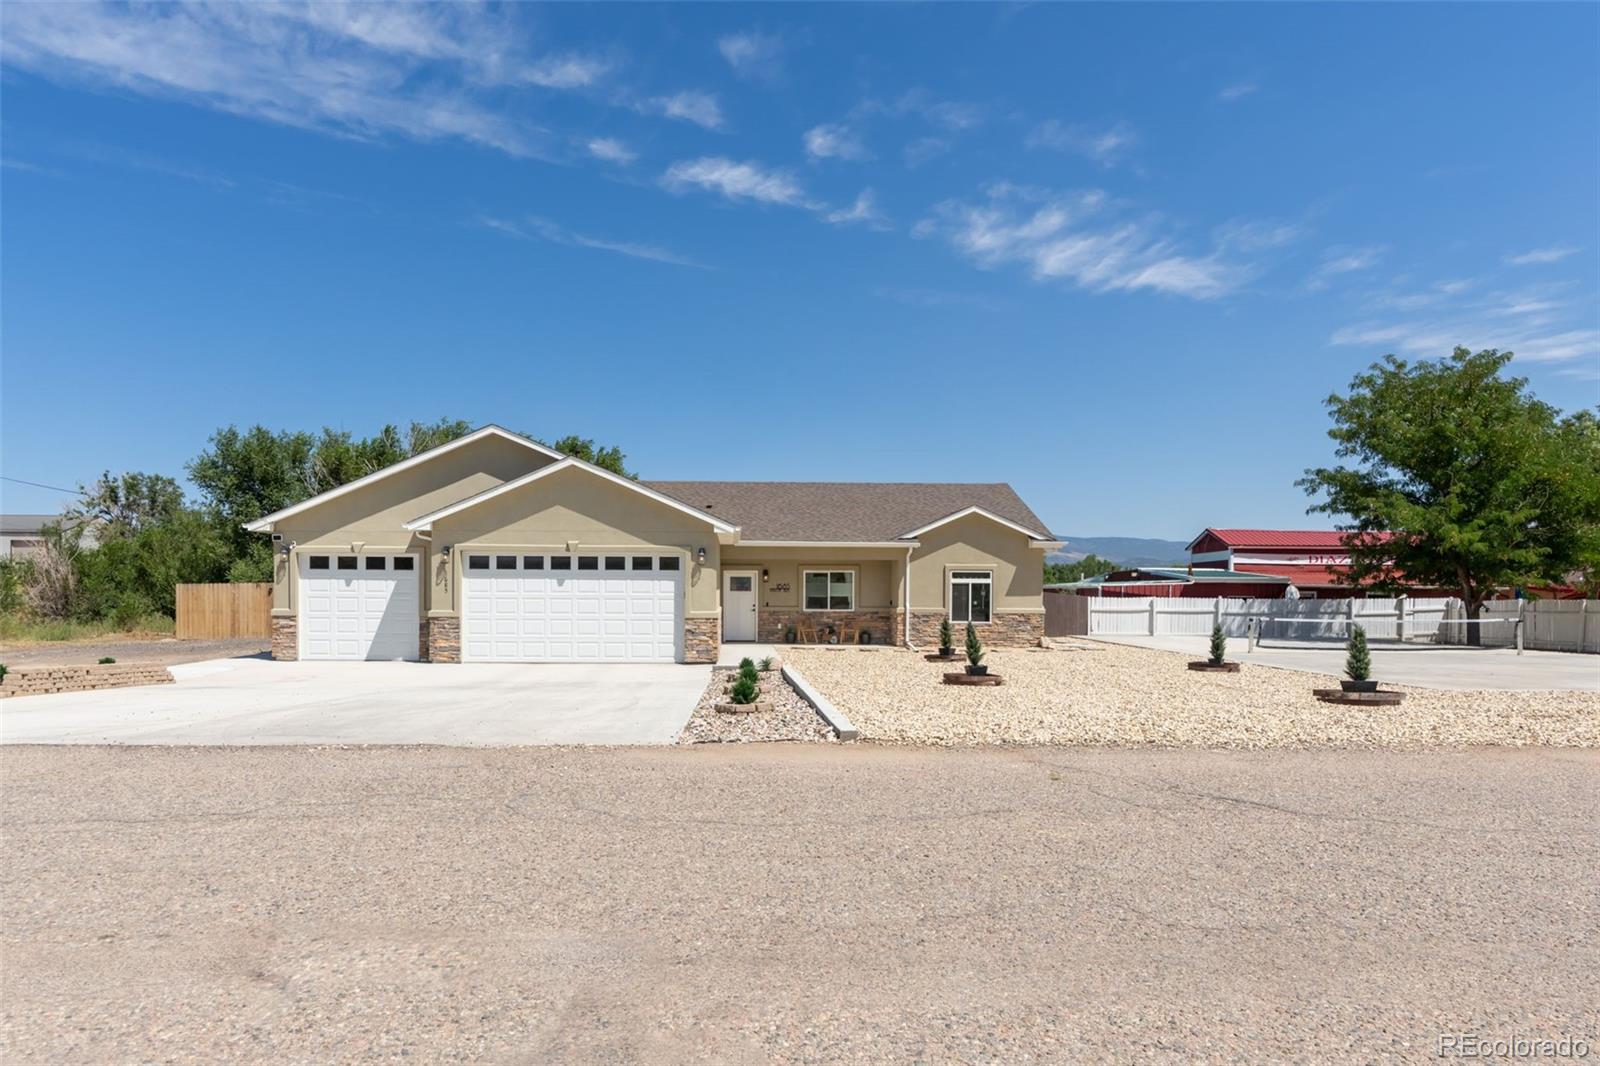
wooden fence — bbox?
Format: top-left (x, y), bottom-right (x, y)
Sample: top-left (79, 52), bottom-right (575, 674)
top-left (175, 583), bottom-right (272, 640)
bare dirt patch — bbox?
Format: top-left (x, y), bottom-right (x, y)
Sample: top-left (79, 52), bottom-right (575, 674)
top-left (0, 636), bottom-right (267, 669)
top-left (784, 643), bottom-right (1600, 748)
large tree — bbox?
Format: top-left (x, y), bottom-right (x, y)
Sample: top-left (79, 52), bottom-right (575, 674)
top-left (67, 471), bottom-right (186, 538)
top-left (1299, 347), bottom-right (1600, 638)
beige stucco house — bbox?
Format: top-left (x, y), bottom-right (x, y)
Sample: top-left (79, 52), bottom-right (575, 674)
top-left (246, 426), bottom-right (1060, 663)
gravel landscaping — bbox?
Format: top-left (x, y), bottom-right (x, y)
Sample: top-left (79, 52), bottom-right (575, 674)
top-left (677, 664), bottom-right (837, 744)
top-left (784, 643), bottom-right (1600, 749)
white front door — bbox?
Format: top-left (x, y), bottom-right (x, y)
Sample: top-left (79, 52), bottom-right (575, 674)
top-left (723, 570), bottom-right (758, 641)
top-left (299, 553), bottom-right (421, 660)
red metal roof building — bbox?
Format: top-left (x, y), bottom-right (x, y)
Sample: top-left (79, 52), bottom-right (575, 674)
top-left (1185, 528), bottom-right (1383, 598)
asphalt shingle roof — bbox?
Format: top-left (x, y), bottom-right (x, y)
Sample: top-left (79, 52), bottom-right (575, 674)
top-left (643, 481), bottom-right (1052, 543)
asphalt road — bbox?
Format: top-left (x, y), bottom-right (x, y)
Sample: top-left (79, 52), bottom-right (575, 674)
top-left (3, 745), bottom-right (1595, 1063)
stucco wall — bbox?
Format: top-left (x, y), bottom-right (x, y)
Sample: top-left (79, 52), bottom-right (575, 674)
top-left (719, 546), bottom-right (903, 611)
top-left (908, 513), bottom-right (1045, 614)
top-left (269, 434), bottom-right (554, 615)
top-left (429, 465), bottom-right (725, 617)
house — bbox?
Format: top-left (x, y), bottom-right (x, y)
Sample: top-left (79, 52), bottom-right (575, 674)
top-left (0, 514), bottom-right (99, 557)
top-left (243, 426), bottom-right (1060, 663)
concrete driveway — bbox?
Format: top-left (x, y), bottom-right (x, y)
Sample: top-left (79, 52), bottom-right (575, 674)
top-left (0, 657), bottom-right (710, 746)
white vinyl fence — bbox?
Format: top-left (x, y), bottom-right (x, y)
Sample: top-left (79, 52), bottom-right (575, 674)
top-left (1078, 595), bottom-right (1600, 654)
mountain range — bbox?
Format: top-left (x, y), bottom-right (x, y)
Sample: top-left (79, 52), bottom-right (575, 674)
top-left (1048, 536), bottom-right (1191, 568)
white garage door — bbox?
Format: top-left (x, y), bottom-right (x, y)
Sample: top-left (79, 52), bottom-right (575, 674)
top-left (299, 553), bottom-right (421, 661)
top-left (462, 552), bottom-right (683, 663)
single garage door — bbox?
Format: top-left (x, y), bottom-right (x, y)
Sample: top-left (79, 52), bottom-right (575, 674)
top-left (299, 553), bottom-right (421, 660)
top-left (462, 552), bottom-right (683, 663)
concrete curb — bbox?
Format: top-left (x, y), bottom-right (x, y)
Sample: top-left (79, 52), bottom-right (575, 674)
top-left (782, 664), bottom-right (859, 741)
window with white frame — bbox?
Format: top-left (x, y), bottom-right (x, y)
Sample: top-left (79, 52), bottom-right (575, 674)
top-left (949, 570), bottom-right (993, 623)
top-left (803, 570), bottom-right (855, 611)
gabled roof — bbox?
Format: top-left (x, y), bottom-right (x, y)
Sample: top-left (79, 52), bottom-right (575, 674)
top-left (642, 481), bottom-right (1052, 543)
top-left (404, 458), bottom-right (739, 533)
top-left (899, 505), bottom-right (1053, 542)
top-left (1188, 528), bottom-right (1361, 551)
top-left (244, 426), bottom-right (563, 533)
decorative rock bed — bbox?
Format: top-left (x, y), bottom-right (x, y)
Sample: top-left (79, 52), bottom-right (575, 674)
top-left (678, 666), bottom-right (838, 744)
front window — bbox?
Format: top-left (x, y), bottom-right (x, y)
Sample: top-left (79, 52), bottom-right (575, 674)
top-left (950, 570), bottom-right (992, 623)
top-left (803, 570), bottom-right (854, 611)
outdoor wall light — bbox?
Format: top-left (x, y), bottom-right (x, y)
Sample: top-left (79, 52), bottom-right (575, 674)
top-left (441, 545), bottom-right (453, 558)
top-left (762, 569), bottom-right (769, 582)
top-left (696, 547), bottom-right (707, 565)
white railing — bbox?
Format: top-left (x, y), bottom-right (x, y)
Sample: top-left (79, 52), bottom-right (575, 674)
top-left (1085, 595), bottom-right (1599, 653)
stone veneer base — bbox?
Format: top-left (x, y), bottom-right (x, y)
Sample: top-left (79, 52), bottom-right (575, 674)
top-left (909, 610), bottom-right (1044, 649)
top-left (271, 615), bottom-right (298, 661)
top-left (684, 617), bottom-right (719, 663)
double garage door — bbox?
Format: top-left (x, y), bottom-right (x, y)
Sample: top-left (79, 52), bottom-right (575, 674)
top-left (462, 552), bottom-right (683, 663)
top-left (299, 553), bottom-right (420, 661)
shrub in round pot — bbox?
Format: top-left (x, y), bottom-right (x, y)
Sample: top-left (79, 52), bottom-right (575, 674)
top-left (1341, 625), bottom-right (1378, 693)
top-left (938, 617), bottom-right (955, 659)
top-left (784, 625), bottom-right (797, 644)
top-left (964, 622), bottom-right (987, 676)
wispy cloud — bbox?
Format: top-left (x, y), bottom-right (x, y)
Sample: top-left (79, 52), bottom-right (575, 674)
top-left (661, 157), bottom-right (811, 208)
top-left (903, 136), bottom-right (951, 168)
top-left (913, 183), bottom-right (1243, 299)
top-left (478, 215), bottom-right (707, 269)
top-left (1025, 120), bottom-right (1137, 167)
top-left (1506, 245), bottom-right (1579, 266)
top-left (861, 89), bottom-right (982, 132)
top-left (1217, 82), bottom-right (1258, 102)
top-left (1333, 277), bottom-right (1598, 364)
top-left (585, 137), bottom-right (637, 165)
top-left (717, 31), bottom-right (784, 82)
top-left (0, 2), bottom-right (557, 157)
top-left (1213, 218), bottom-right (1307, 252)
top-left (522, 53), bottom-right (613, 90)
top-left (803, 123), bottom-right (868, 162)
top-left (823, 189), bottom-right (887, 228)
top-left (1305, 245), bottom-right (1385, 291)
top-left (643, 90), bottom-right (725, 130)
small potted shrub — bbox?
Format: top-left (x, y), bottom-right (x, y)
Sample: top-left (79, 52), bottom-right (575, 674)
top-left (1341, 625), bottom-right (1377, 693)
top-left (938, 618), bottom-right (955, 660)
top-left (784, 624), bottom-right (797, 644)
top-left (964, 622), bottom-right (987, 676)
top-left (1188, 625), bottom-right (1239, 672)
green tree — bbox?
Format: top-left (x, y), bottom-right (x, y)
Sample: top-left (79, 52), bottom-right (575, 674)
top-left (541, 434), bottom-right (634, 478)
top-left (1208, 623), bottom-right (1227, 666)
top-left (1345, 625), bottom-right (1371, 682)
top-left (188, 425), bottom-right (318, 557)
top-left (965, 622), bottom-right (984, 668)
top-left (1299, 348), bottom-right (1600, 641)
top-left (68, 471), bottom-right (186, 538)
top-left (1044, 554), bottom-right (1119, 585)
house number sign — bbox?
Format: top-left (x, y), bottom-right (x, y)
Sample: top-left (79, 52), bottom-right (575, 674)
top-left (770, 582), bottom-right (791, 593)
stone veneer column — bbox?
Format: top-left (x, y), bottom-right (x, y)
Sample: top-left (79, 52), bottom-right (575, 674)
top-left (428, 616), bottom-right (461, 663)
top-left (270, 615), bottom-right (298, 661)
top-left (683, 617), bottom-right (719, 663)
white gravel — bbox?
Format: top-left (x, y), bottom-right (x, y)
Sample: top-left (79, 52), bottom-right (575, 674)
top-left (677, 665), bottom-right (837, 744)
top-left (784, 644), bottom-right (1600, 749)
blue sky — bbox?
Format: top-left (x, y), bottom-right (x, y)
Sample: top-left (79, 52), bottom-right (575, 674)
top-left (2, 2), bottom-right (1596, 539)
